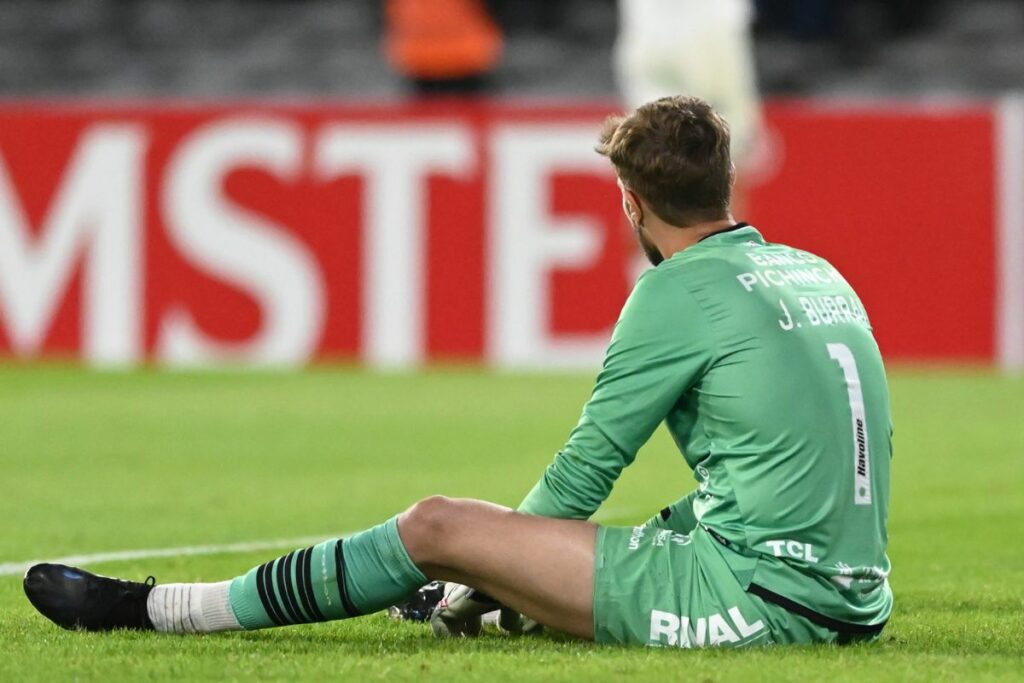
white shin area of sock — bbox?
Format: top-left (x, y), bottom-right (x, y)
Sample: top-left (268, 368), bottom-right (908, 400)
top-left (146, 582), bottom-right (241, 633)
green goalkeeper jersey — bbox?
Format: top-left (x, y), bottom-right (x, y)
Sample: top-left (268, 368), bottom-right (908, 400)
top-left (519, 224), bottom-right (893, 627)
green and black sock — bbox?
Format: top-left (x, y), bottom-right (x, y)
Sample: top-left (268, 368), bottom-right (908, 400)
top-left (146, 515), bottom-right (427, 632)
top-left (230, 516), bottom-right (427, 629)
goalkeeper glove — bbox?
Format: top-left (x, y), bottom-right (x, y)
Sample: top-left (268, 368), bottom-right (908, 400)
top-left (429, 583), bottom-right (542, 637)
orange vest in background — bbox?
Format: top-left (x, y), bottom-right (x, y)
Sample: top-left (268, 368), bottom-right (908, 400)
top-left (386, 0), bottom-right (504, 79)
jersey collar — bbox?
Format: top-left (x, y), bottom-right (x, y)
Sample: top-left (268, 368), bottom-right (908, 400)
top-left (662, 223), bottom-right (765, 266)
top-left (697, 222), bottom-right (760, 243)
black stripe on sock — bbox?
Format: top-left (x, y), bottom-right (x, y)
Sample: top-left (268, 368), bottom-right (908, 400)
top-left (286, 550), bottom-right (314, 624)
top-left (255, 562), bottom-right (285, 626)
top-left (262, 561), bottom-right (290, 626)
top-left (288, 548), bottom-right (311, 626)
top-left (293, 547), bottom-right (311, 621)
top-left (334, 540), bottom-right (362, 617)
top-left (263, 561), bottom-right (290, 626)
top-left (297, 546), bottom-right (326, 622)
top-left (276, 553), bottom-right (306, 625)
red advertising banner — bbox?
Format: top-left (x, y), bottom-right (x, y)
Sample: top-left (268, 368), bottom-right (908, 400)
top-left (0, 100), bottom-right (1002, 368)
top-left (748, 101), bottom-right (997, 362)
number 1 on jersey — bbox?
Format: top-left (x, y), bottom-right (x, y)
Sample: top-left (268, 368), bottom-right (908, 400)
top-left (827, 343), bottom-right (872, 506)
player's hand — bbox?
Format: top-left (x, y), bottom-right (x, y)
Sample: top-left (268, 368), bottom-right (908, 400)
top-left (429, 583), bottom-right (543, 637)
top-left (496, 608), bottom-right (543, 635)
top-left (429, 583), bottom-right (497, 637)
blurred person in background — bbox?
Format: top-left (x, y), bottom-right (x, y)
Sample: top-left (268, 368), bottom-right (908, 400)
top-left (615, 0), bottom-right (762, 214)
top-left (385, 0), bottom-right (504, 96)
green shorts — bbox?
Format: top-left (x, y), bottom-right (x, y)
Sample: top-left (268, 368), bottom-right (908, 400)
top-left (593, 525), bottom-right (841, 648)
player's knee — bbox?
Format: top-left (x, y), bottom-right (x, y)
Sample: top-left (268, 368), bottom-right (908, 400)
top-left (399, 495), bottom-right (460, 564)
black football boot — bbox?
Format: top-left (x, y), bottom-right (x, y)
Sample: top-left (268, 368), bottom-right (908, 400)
top-left (23, 563), bottom-right (156, 631)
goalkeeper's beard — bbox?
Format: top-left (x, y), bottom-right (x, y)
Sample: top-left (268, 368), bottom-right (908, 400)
top-left (634, 223), bottom-right (664, 266)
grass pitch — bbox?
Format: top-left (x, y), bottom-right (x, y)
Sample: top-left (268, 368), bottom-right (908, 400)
top-left (0, 365), bottom-right (1022, 681)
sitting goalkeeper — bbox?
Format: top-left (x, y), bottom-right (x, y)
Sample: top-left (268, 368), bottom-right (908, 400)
top-left (25, 96), bottom-right (893, 648)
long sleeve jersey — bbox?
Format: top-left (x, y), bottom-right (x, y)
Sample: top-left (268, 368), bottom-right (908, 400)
top-left (520, 224), bottom-right (893, 627)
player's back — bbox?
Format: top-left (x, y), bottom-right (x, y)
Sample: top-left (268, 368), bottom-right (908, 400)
top-left (661, 223), bottom-right (892, 626)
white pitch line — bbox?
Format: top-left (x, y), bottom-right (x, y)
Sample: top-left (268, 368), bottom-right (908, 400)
top-left (0, 507), bottom-right (650, 579)
top-left (0, 533), bottom-right (349, 578)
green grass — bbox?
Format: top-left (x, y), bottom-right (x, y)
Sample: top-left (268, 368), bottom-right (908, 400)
top-left (0, 365), bottom-right (1022, 681)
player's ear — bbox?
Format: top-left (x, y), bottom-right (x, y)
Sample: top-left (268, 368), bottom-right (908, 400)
top-left (621, 187), bottom-right (644, 228)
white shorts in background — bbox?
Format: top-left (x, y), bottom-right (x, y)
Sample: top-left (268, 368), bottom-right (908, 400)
top-left (615, 0), bottom-right (762, 164)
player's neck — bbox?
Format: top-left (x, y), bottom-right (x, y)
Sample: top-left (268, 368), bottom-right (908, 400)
top-left (653, 215), bottom-right (738, 260)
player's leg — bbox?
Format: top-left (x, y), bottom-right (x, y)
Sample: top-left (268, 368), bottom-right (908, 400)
top-left (397, 496), bottom-right (597, 638)
top-left (24, 495), bottom-right (598, 638)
